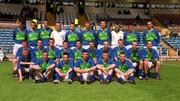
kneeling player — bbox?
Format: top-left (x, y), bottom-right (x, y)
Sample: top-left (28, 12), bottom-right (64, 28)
top-left (34, 51), bottom-right (55, 83)
top-left (17, 48), bottom-right (34, 82)
top-left (54, 52), bottom-right (74, 84)
top-left (114, 52), bottom-right (135, 84)
top-left (142, 41), bottom-right (160, 80)
top-left (74, 50), bottom-right (96, 84)
top-left (96, 50), bottom-right (115, 84)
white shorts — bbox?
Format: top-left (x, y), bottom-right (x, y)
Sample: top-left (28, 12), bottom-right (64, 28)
top-left (82, 45), bottom-right (90, 50)
top-left (125, 45), bottom-right (132, 50)
top-left (13, 44), bottom-right (22, 56)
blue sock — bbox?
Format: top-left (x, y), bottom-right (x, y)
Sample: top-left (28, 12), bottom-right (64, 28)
top-left (99, 74), bottom-right (103, 81)
top-left (68, 72), bottom-right (74, 80)
top-left (154, 72), bottom-right (159, 77)
top-left (78, 75), bottom-right (83, 81)
top-left (138, 69), bottom-right (142, 76)
top-left (118, 77), bottom-right (123, 81)
top-left (55, 73), bottom-right (61, 80)
top-left (41, 75), bottom-right (47, 81)
top-left (88, 75), bottom-right (94, 81)
top-left (106, 74), bottom-right (111, 81)
top-left (128, 76), bottom-right (134, 81)
top-left (145, 73), bottom-right (149, 77)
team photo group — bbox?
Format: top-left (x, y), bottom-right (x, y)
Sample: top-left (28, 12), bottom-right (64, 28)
top-left (12, 19), bottom-right (161, 84)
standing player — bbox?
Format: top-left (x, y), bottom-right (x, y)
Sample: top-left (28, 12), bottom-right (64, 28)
top-left (54, 52), bottom-right (74, 84)
top-left (143, 21), bottom-right (160, 50)
top-left (97, 20), bottom-right (112, 49)
top-left (114, 52), bottom-right (136, 84)
top-left (114, 39), bottom-right (127, 61)
top-left (50, 22), bottom-right (66, 49)
top-left (65, 23), bottom-right (80, 48)
top-left (81, 21), bottom-right (96, 49)
top-left (124, 25), bottom-right (140, 49)
top-left (39, 20), bottom-right (53, 47)
top-left (74, 50), bottom-right (96, 84)
top-left (25, 21), bottom-right (40, 48)
top-left (17, 48), bottom-right (34, 82)
top-left (142, 41), bottom-right (160, 80)
top-left (96, 50), bottom-right (115, 84)
top-left (34, 51), bottom-right (55, 82)
top-left (126, 41), bottom-right (143, 79)
top-left (111, 22), bottom-right (124, 48)
top-left (72, 40), bottom-right (85, 61)
top-left (13, 19), bottom-right (26, 56)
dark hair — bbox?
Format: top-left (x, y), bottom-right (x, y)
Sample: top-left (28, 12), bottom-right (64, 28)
top-left (118, 39), bottom-right (124, 42)
top-left (63, 52), bottom-right (69, 57)
top-left (82, 50), bottom-right (88, 54)
top-left (42, 50), bottom-right (48, 54)
top-left (102, 50), bottom-right (108, 54)
top-left (76, 40), bottom-right (81, 43)
top-left (49, 38), bottom-right (55, 42)
top-left (63, 40), bottom-right (68, 44)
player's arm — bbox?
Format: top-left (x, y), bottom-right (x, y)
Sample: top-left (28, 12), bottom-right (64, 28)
top-left (106, 64), bottom-right (116, 70)
top-left (114, 68), bottom-right (126, 75)
top-left (20, 62), bottom-right (34, 65)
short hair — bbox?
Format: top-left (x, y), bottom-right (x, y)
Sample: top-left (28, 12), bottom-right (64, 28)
top-left (89, 41), bottom-right (94, 44)
top-left (37, 39), bottom-right (42, 42)
top-left (63, 40), bottom-right (68, 44)
top-left (82, 50), bottom-right (88, 54)
top-left (43, 19), bottom-right (49, 22)
top-left (42, 50), bottom-right (48, 54)
top-left (118, 39), bottom-right (124, 42)
top-left (63, 52), bottom-right (69, 57)
top-left (49, 38), bottom-right (54, 42)
top-left (22, 47), bottom-right (29, 52)
top-left (103, 50), bottom-right (108, 54)
top-left (76, 40), bottom-right (81, 44)
top-left (119, 52), bottom-right (125, 55)
top-left (22, 40), bottom-right (27, 43)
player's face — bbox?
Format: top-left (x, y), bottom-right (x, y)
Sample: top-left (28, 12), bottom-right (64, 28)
top-left (147, 42), bottom-right (152, 49)
top-left (100, 21), bottom-right (106, 29)
top-left (18, 22), bottom-right (23, 29)
top-left (82, 52), bottom-right (88, 60)
top-left (37, 40), bottom-right (42, 47)
top-left (55, 23), bottom-right (61, 31)
top-left (147, 22), bottom-right (153, 29)
top-left (42, 52), bottom-right (48, 60)
top-left (119, 54), bottom-right (126, 62)
top-left (102, 53), bottom-right (109, 60)
top-left (63, 55), bottom-right (69, 62)
top-left (63, 42), bottom-right (68, 49)
top-left (49, 40), bottom-right (54, 47)
top-left (128, 25), bottom-right (133, 32)
top-left (70, 24), bottom-right (75, 31)
top-left (118, 40), bottom-right (124, 47)
top-left (103, 42), bottom-right (109, 49)
top-left (23, 50), bottom-right (29, 57)
top-left (22, 42), bottom-right (27, 47)
top-left (85, 23), bottom-right (90, 30)
top-left (115, 24), bottom-right (120, 31)
top-left (132, 42), bottom-right (138, 49)
top-left (89, 42), bottom-right (94, 48)
top-left (30, 22), bottom-right (36, 30)
top-left (43, 21), bottom-right (48, 28)
top-left (76, 42), bottom-right (81, 49)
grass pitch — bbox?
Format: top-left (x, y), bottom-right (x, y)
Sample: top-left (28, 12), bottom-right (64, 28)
top-left (0, 61), bottom-right (180, 101)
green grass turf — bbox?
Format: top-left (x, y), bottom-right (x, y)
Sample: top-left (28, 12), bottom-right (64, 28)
top-left (0, 61), bottom-right (180, 101)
